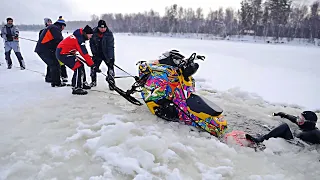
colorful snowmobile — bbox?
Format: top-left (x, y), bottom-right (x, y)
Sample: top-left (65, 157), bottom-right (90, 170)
top-left (107, 50), bottom-right (228, 137)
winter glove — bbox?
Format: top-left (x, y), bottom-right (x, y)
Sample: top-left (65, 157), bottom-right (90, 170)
top-left (273, 112), bottom-right (286, 118)
top-left (13, 34), bottom-right (18, 40)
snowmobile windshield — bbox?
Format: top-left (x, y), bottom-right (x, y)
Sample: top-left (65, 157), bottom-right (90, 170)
top-left (159, 51), bottom-right (186, 66)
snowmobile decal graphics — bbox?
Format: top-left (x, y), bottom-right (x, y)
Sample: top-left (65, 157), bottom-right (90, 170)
top-left (138, 61), bottom-right (228, 137)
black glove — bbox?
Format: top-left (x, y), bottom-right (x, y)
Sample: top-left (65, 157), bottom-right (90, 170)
top-left (273, 112), bottom-right (286, 118)
top-left (14, 34), bottom-right (18, 38)
top-left (134, 76), bottom-right (140, 81)
top-left (196, 55), bottom-right (205, 60)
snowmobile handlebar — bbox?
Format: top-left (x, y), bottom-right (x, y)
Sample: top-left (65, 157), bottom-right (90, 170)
top-left (187, 53), bottom-right (205, 62)
top-left (178, 53), bottom-right (205, 68)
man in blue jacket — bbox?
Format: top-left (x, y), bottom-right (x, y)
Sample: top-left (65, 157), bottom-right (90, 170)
top-left (89, 20), bottom-right (115, 90)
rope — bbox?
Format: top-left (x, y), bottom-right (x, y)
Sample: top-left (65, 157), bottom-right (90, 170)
top-left (19, 37), bottom-right (38, 42)
top-left (9, 65), bottom-right (142, 99)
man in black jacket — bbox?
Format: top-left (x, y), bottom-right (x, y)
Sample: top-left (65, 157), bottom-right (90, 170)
top-left (35, 16), bottom-right (66, 87)
top-left (38, 18), bottom-right (68, 83)
top-left (246, 111), bottom-right (320, 144)
top-left (89, 20), bottom-right (115, 90)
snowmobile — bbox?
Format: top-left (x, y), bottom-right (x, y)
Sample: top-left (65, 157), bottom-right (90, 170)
top-left (106, 50), bottom-right (228, 137)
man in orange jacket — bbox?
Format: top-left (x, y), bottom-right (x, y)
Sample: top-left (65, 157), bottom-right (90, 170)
top-left (56, 25), bottom-right (94, 95)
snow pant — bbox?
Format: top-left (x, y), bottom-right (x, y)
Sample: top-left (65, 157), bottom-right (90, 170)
top-left (90, 58), bottom-right (115, 83)
top-left (4, 41), bottom-right (25, 68)
top-left (263, 123), bottom-right (294, 140)
top-left (72, 64), bottom-right (86, 89)
top-left (43, 63), bottom-right (67, 82)
top-left (55, 52), bottom-right (86, 89)
top-left (37, 51), bottom-right (61, 85)
top-left (263, 123), bottom-right (320, 144)
top-left (60, 64), bottom-right (68, 79)
top-left (45, 66), bottom-right (51, 82)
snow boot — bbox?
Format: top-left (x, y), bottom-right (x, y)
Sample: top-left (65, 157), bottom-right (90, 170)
top-left (62, 77), bottom-right (68, 83)
top-left (45, 77), bottom-right (52, 83)
top-left (90, 81), bottom-right (97, 87)
top-left (109, 84), bottom-right (115, 91)
top-left (83, 82), bottom-right (91, 90)
top-left (7, 64), bottom-right (12, 69)
top-left (72, 88), bottom-right (88, 95)
top-left (19, 59), bottom-right (26, 70)
top-left (245, 134), bottom-right (265, 143)
top-left (107, 77), bottom-right (115, 91)
top-left (51, 82), bottom-right (67, 87)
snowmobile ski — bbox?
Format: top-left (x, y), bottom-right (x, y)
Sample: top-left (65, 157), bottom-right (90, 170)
top-left (106, 78), bottom-right (143, 106)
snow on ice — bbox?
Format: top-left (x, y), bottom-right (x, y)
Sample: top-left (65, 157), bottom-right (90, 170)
top-left (0, 31), bottom-right (319, 180)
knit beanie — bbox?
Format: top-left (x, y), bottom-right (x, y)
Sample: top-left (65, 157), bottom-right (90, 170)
top-left (44, 18), bottom-right (52, 25)
top-left (55, 16), bottom-right (66, 27)
top-left (83, 25), bottom-right (93, 34)
top-left (98, 20), bottom-right (107, 28)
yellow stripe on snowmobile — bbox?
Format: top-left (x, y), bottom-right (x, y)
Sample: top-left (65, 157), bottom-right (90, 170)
top-left (146, 101), bottom-right (160, 115)
top-left (187, 107), bottom-right (228, 126)
top-left (178, 69), bottom-right (193, 87)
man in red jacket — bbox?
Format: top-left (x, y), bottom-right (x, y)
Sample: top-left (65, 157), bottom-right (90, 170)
top-left (56, 25), bottom-right (94, 95)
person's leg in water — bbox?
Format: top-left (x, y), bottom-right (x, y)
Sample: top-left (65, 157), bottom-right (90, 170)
top-left (246, 123), bottom-right (294, 143)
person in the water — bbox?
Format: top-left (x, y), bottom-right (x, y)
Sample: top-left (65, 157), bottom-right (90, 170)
top-left (246, 111), bottom-right (320, 144)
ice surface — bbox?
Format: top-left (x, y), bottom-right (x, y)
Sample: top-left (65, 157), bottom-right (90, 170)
top-left (0, 32), bottom-right (319, 180)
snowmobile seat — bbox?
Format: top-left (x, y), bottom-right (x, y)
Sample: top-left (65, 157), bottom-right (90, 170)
top-left (186, 93), bottom-right (223, 118)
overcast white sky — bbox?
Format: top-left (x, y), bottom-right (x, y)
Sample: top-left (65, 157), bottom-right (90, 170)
top-left (1, 0), bottom-right (241, 25)
top-left (1, 0), bottom-right (313, 25)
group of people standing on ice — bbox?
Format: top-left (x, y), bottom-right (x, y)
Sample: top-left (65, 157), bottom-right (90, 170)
top-left (1, 16), bottom-right (115, 95)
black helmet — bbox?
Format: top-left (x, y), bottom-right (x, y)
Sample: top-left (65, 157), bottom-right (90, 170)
top-left (301, 111), bottom-right (317, 122)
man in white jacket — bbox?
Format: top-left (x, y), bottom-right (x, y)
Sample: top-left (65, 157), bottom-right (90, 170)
top-left (1, 17), bottom-right (25, 70)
